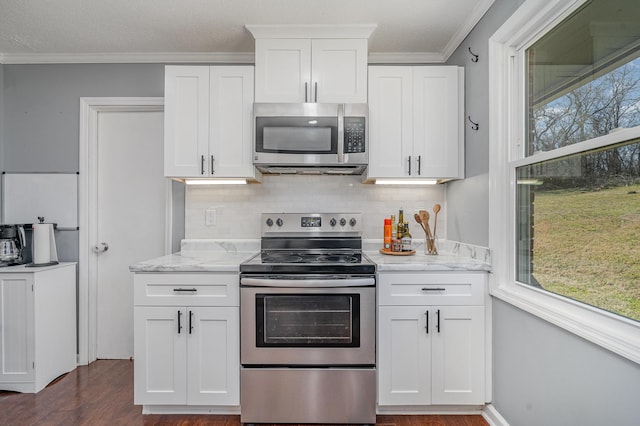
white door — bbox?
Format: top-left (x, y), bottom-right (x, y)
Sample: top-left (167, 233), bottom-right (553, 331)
top-left (254, 38), bottom-right (311, 103)
top-left (164, 66), bottom-right (210, 177)
top-left (431, 306), bottom-right (485, 405)
top-left (413, 66), bottom-right (462, 179)
top-left (187, 306), bottom-right (240, 406)
top-left (367, 66), bottom-right (414, 178)
top-left (96, 109), bottom-right (166, 359)
top-left (378, 305), bottom-right (431, 406)
top-left (312, 39), bottom-right (368, 103)
top-left (133, 306), bottom-right (187, 405)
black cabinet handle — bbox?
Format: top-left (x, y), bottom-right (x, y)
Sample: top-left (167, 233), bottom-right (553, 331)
top-left (408, 156), bottom-right (412, 175)
top-left (177, 310), bottom-right (183, 334)
top-left (305, 82), bottom-right (308, 103)
top-left (421, 287), bottom-right (446, 292)
top-left (173, 288), bottom-right (197, 292)
top-left (200, 155), bottom-right (205, 175)
top-left (436, 309), bottom-right (441, 333)
top-left (425, 310), bottom-right (429, 334)
top-left (189, 311), bottom-right (194, 334)
top-left (211, 155), bottom-right (215, 175)
top-left (417, 155), bottom-right (422, 175)
top-left (314, 82), bottom-right (318, 102)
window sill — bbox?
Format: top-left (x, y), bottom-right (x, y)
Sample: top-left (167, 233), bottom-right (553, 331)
top-left (490, 281), bottom-right (640, 364)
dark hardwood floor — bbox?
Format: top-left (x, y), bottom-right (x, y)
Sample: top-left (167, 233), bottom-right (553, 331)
top-left (0, 360), bottom-right (489, 426)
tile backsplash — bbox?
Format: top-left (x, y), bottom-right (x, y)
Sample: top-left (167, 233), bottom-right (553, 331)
top-left (185, 174), bottom-right (445, 240)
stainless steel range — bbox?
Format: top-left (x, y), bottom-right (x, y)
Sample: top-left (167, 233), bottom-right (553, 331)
top-left (240, 213), bottom-right (376, 425)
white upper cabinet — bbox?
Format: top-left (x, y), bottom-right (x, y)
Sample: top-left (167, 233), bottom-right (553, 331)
top-left (164, 65), bottom-right (259, 180)
top-left (254, 39), bottom-right (312, 103)
top-left (367, 66), bottom-right (464, 181)
top-left (249, 25), bottom-right (374, 103)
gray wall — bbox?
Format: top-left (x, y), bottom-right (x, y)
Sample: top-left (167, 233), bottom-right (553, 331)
top-left (1, 63), bottom-right (166, 261)
top-left (3, 64), bottom-right (164, 173)
top-left (445, 0), bottom-right (640, 425)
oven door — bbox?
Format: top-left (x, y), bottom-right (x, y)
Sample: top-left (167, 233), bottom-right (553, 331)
top-left (240, 283), bottom-right (375, 366)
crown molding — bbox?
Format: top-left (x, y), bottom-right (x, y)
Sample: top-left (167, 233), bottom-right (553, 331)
top-left (0, 50), bottom-right (453, 65)
top-left (0, 52), bottom-right (255, 65)
top-left (368, 51), bottom-right (446, 64)
top-left (441, 0), bottom-right (496, 61)
top-left (246, 24), bottom-right (377, 40)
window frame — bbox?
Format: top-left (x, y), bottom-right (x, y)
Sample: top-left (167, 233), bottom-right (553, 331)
top-left (489, 0), bottom-right (640, 364)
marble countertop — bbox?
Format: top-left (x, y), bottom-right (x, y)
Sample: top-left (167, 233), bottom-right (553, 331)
top-left (130, 239), bottom-right (491, 273)
top-left (129, 239), bottom-right (259, 272)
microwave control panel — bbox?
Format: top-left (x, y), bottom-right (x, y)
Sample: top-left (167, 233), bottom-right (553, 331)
top-left (344, 117), bottom-right (366, 153)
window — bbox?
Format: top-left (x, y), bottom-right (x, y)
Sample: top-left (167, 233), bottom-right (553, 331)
top-left (490, 0), bottom-right (640, 363)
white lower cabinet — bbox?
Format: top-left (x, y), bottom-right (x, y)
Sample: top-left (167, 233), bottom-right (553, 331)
top-left (0, 264), bottom-right (77, 393)
top-left (133, 273), bottom-right (239, 408)
top-left (377, 272), bottom-right (486, 407)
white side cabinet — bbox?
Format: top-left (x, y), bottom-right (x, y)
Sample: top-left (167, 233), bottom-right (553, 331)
top-left (253, 38), bottom-right (369, 103)
top-left (0, 263), bottom-right (77, 393)
top-left (377, 272), bottom-right (486, 406)
top-left (133, 273), bottom-right (239, 409)
top-left (367, 66), bottom-right (464, 180)
top-left (164, 65), bottom-right (259, 180)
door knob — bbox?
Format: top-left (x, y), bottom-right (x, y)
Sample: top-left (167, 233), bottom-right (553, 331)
top-left (93, 242), bottom-right (109, 253)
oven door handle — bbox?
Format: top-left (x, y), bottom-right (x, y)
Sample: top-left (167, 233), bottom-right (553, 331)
top-left (240, 276), bottom-right (375, 287)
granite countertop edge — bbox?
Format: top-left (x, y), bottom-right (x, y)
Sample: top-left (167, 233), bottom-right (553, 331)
top-left (129, 239), bottom-right (491, 273)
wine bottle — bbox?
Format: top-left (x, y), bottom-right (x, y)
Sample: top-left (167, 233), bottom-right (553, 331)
top-left (402, 222), bottom-right (412, 251)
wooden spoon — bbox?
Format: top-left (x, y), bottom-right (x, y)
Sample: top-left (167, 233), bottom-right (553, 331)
top-left (418, 210), bottom-right (434, 251)
top-left (413, 213), bottom-right (427, 235)
top-left (432, 204), bottom-right (441, 238)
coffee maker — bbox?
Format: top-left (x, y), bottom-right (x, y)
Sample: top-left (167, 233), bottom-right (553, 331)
top-left (0, 224), bottom-right (27, 266)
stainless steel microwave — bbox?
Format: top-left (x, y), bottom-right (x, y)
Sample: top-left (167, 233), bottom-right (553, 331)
top-left (253, 103), bottom-right (368, 174)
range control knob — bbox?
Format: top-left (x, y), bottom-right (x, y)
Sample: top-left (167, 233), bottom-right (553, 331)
top-left (339, 218), bottom-right (347, 226)
top-left (276, 218), bottom-right (284, 227)
top-left (349, 218), bottom-right (357, 227)
top-left (330, 218), bottom-right (337, 227)
top-left (266, 218), bottom-right (273, 227)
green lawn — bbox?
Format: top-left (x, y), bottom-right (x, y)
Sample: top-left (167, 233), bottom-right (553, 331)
top-left (532, 184), bottom-right (640, 321)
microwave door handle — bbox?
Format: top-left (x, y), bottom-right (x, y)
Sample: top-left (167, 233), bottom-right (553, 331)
top-left (337, 104), bottom-right (345, 164)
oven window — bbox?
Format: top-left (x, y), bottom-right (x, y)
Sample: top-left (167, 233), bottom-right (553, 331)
top-left (256, 294), bottom-right (360, 347)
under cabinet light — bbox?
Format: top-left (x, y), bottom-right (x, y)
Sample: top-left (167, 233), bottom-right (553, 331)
top-left (374, 179), bottom-right (438, 185)
top-left (184, 179), bottom-right (247, 185)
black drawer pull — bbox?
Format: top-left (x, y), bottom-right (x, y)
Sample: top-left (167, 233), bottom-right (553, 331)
top-left (421, 287), bottom-right (446, 292)
top-left (173, 288), bottom-right (197, 292)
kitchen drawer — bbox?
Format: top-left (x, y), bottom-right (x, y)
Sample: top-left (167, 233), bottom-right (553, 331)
top-left (134, 273), bottom-right (239, 307)
top-left (378, 272), bottom-right (485, 306)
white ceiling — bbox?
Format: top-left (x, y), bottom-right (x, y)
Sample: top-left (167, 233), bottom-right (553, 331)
top-left (0, 0), bottom-right (495, 64)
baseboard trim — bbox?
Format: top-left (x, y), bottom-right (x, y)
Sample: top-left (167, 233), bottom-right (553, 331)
top-left (482, 404), bottom-right (510, 426)
top-left (377, 405), bottom-right (484, 415)
top-left (141, 405), bottom-right (241, 415)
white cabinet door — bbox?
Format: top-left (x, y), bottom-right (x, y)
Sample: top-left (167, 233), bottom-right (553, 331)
top-left (367, 67), bottom-right (413, 178)
top-left (164, 66), bottom-right (257, 179)
top-left (431, 306), bottom-right (485, 405)
top-left (209, 67), bottom-right (255, 177)
top-left (378, 306), bottom-right (431, 406)
top-left (0, 275), bottom-right (34, 385)
top-left (366, 66), bottom-right (464, 180)
top-left (164, 66), bottom-right (210, 177)
top-left (134, 306), bottom-right (188, 405)
top-left (187, 307), bottom-right (240, 406)
top-left (254, 39), bottom-right (311, 103)
top-left (311, 39), bottom-right (368, 103)
top-left (413, 66), bottom-right (463, 179)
